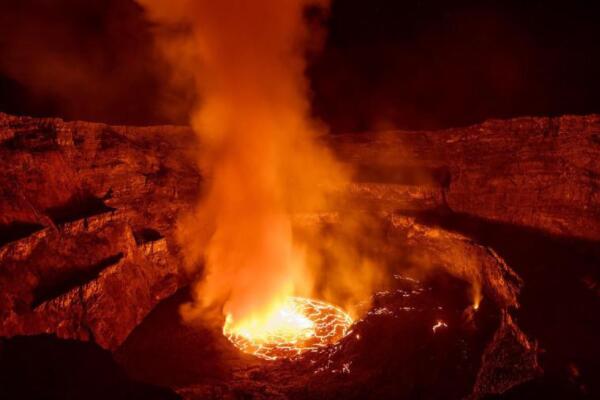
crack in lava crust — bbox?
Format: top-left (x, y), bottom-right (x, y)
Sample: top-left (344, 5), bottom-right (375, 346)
top-left (223, 297), bottom-right (353, 360)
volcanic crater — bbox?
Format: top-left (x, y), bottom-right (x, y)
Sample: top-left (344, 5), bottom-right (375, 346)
top-left (1, 113), bottom-right (598, 398)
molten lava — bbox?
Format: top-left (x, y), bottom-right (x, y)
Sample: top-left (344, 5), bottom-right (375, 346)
top-left (224, 297), bottom-right (353, 360)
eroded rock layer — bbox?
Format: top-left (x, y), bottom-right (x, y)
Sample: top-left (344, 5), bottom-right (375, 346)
top-left (1, 112), bottom-right (597, 398)
top-left (335, 115), bottom-right (600, 240)
top-left (0, 113), bottom-right (200, 349)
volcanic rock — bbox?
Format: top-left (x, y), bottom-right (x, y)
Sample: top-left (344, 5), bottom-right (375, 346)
top-left (335, 115), bottom-right (600, 241)
top-left (115, 215), bottom-right (539, 400)
top-left (0, 113), bottom-right (200, 349)
top-left (0, 112), bottom-right (597, 398)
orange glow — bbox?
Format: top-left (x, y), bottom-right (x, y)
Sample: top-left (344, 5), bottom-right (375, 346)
top-left (224, 297), bottom-right (353, 360)
top-left (135, 0), bottom-right (380, 352)
top-left (473, 289), bottom-right (482, 310)
top-left (432, 320), bottom-right (448, 333)
top-left (132, 1), bottom-right (489, 355)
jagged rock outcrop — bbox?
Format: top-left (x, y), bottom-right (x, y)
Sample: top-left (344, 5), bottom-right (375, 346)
top-left (1, 112), bottom-right (597, 397)
top-left (0, 113), bottom-right (200, 349)
top-left (471, 312), bottom-right (542, 398)
top-left (389, 214), bottom-right (523, 310)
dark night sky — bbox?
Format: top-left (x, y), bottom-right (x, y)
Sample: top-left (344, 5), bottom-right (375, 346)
top-left (1, 0), bottom-right (600, 131)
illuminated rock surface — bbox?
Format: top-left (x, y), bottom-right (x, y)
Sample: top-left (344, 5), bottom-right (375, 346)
top-left (1, 113), bottom-right (598, 398)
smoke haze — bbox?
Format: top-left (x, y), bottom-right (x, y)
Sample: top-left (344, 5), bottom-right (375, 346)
top-left (135, 0), bottom-right (370, 329)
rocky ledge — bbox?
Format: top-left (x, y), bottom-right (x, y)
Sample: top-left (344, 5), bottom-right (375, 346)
top-left (0, 113), bottom-right (598, 398)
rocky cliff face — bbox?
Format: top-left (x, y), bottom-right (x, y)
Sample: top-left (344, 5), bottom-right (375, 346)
top-left (0, 112), bottom-right (597, 398)
top-left (0, 113), bottom-right (200, 349)
top-left (336, 115), bottom-right (600, 241)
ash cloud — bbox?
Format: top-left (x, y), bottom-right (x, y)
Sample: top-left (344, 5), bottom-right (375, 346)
top-left (135, 0), bottom-right (368, 330)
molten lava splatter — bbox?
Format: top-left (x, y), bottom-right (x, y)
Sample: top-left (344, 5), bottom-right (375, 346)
top-left (432, 320), bottom-right (448, 333)
top-left (224, 297), bottom-right (353, 360)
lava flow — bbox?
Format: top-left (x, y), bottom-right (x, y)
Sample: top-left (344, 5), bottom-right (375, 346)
top-left (223, 297), bottom-right (353, 360)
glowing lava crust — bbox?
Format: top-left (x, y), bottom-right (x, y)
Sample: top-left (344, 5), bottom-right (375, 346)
top-left (224, 297), bottom-right (353, 360)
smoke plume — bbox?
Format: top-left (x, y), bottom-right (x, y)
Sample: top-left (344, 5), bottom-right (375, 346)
top-left (137, 0), bottom-right (360, 329)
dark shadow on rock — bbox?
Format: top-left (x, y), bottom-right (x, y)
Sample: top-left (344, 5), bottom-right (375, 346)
top-left (32, 253), bottom-right (124, 308)
top-left (134, 228), bottom-right (164, 245)
top-left (401, 208), bottom-right (599, 398)
top-left (0, 221), bottom-right (44, 247)
top-left (115, 288), bottom-right (240, 388)
top-left (0, 335), bottom-right (180, 400)
top-left (45, 192), bottom-right (116, 225)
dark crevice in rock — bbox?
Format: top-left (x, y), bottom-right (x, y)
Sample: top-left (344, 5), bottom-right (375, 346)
top-left (0, 221), bottom-right (44, 247)
top-left (45, 192), bottom-right (116, 225)
top-left (134, 228), bottom-right (163, 245)
top-left (32, 253), bottom-right (124, 309)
